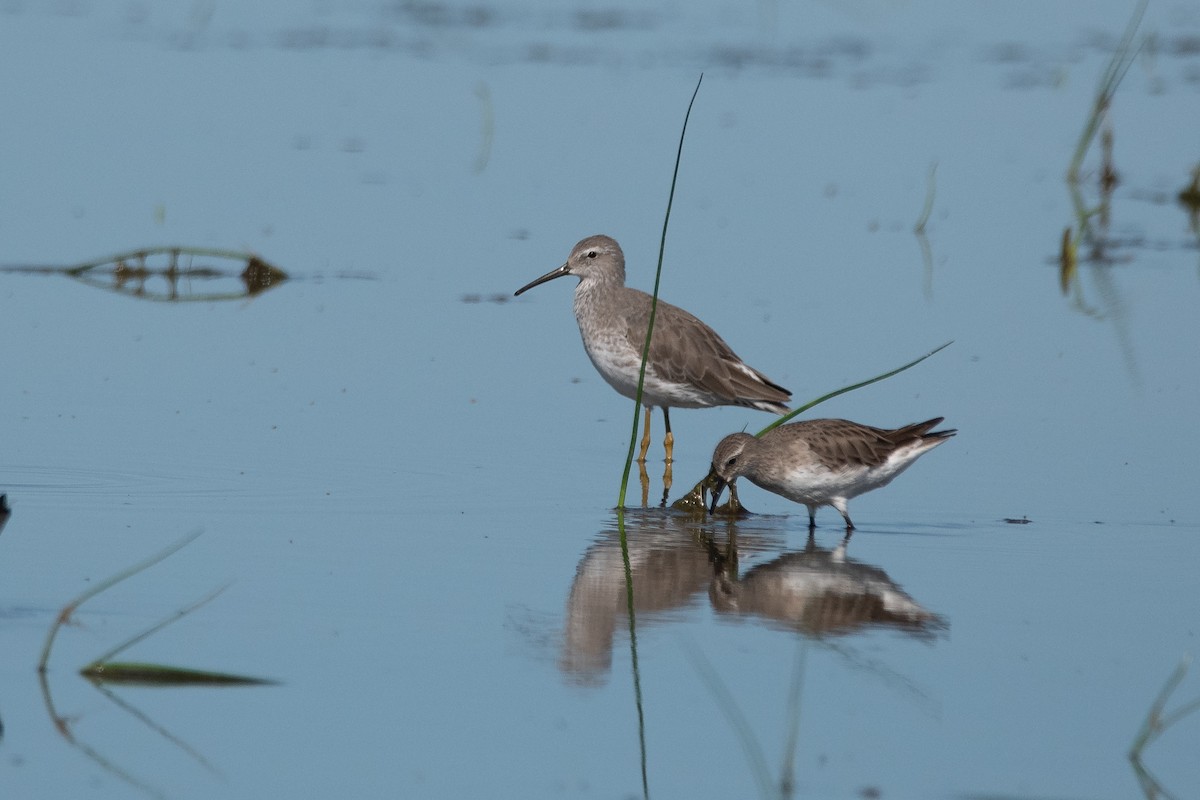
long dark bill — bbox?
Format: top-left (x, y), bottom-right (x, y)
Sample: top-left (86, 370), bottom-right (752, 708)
top-left (707, 468), bottom-right (728, 515)
top-left (514, 263), bottom-right (570, 296)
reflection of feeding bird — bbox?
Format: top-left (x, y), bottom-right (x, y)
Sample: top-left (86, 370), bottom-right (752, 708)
top-left (710, 538), bottom-right (946, 638)
top-left (515, 235), bottom-right (790, 464)
top-left (708, 418), bottom-right (955, 529)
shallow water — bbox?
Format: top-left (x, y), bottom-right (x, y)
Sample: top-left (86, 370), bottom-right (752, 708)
top-left (2, 1), bottom-right (1199, 798)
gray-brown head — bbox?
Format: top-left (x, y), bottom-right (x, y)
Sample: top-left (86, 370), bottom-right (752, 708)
top-left (514, 235), bottom-right (626, 296)
top-left (707, 432), bottom-right (760, 513)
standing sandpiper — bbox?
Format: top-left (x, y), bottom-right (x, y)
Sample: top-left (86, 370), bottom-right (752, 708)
top-left (707, 417), bottom-right (955, 529)
top-left (514, 235), bottom-right (790, 464)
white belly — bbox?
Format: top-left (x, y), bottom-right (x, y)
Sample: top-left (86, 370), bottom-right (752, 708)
top-left (580, 328), bottom-right (714, 409)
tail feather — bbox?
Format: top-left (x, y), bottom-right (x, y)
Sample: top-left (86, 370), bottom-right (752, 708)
top-left (891, 417), bottom-right (956, 447)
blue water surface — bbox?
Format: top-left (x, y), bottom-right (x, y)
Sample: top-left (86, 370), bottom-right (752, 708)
top-left (2, 1), bottom-right (1199, 798)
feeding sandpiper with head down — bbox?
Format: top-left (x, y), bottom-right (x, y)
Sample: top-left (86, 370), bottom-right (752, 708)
top-left (707, 417), bottom-right (955, 529)
top-left (514, 235), bottom-right (791, 465)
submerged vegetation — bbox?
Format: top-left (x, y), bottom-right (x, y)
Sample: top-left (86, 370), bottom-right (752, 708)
top-left (1061, 0), bottom-right (1147, 274)
top-left (0, 246), bottom-right (287, 302)
top-left (39, 530), bottom-right (273, 684)
top-left (1065, 0), bottom-right (1147, 188)
top-left (38, 532), bottom-right (275, 796)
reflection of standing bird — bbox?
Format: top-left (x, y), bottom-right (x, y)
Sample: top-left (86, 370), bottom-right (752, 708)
top-left (708, 418), bottom-right (955, 529)
top-left (514, 235), bottom-right (790, 464)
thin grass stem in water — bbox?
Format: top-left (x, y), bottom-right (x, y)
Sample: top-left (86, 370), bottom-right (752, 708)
top-left (82, 581), bottom-right (232, 671)
top-left (1129, 656), bottom-right (1199, 800)
top-left (613, 74), bottom-right (706, 799)
top-left (1065, 0), bottom-right (1146, 255)
top-left (38, 530), bottom-right (203, 673)
top-left (617, 74), bottom-right (703, 509)
top-left (1067, 0), bottom-right (1146, 183)
top-left (1130, 656), bottom-right (1200, 757)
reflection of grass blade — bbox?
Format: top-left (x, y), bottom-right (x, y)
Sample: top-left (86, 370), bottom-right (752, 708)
top-left (37, 670), bottom-right (169, 800)
top-left (1130, 756), bottom-right (1179, 800)
top-left (90, 681), bottom-right (223, 776)
top-left (914, 163), bottom-right (938, 300)
top-left (684, 639), bottom-right (774, 800)
top-left (63, 246), bottom-right (264, 274)
top-left (913, 162), bottom-right (937, 234)
top-left (38, 530), bottom-right (204, 673)
top-left (757, 341), bottom-right (953, 436)
top-left (1, 247), bottom-right (287, 302)
top-left (616, 510), bottom-right (651, 799)
top-left (778, 644), bottom-right (808, 798)
top-left (915, 229), bottom-right (934, 301)
top-left (618, 75), bottom-right (704, 508)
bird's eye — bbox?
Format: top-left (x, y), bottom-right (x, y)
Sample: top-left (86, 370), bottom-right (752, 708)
top-left (586, 250), bottom-right (597, 259)
top-left (725, 457), bottom-right (738, 468)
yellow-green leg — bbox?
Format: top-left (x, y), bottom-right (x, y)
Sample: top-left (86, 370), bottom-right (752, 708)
top-left (637, 407), bottom-right (653, 464)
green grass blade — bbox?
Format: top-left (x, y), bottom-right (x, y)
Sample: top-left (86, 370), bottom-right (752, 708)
top-left (83, 581), bottom-right (233, 669)
top-left (756, 341), bottom-right (953, 436)
top-left (1067, 0), bottom-right (1147, 184)
top-left (618, 74), bottom-right (704, 508)
top-left (81, 663), bottom-right (276, 686)
top-left (1130, 656), bottom-right (1195, 756)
